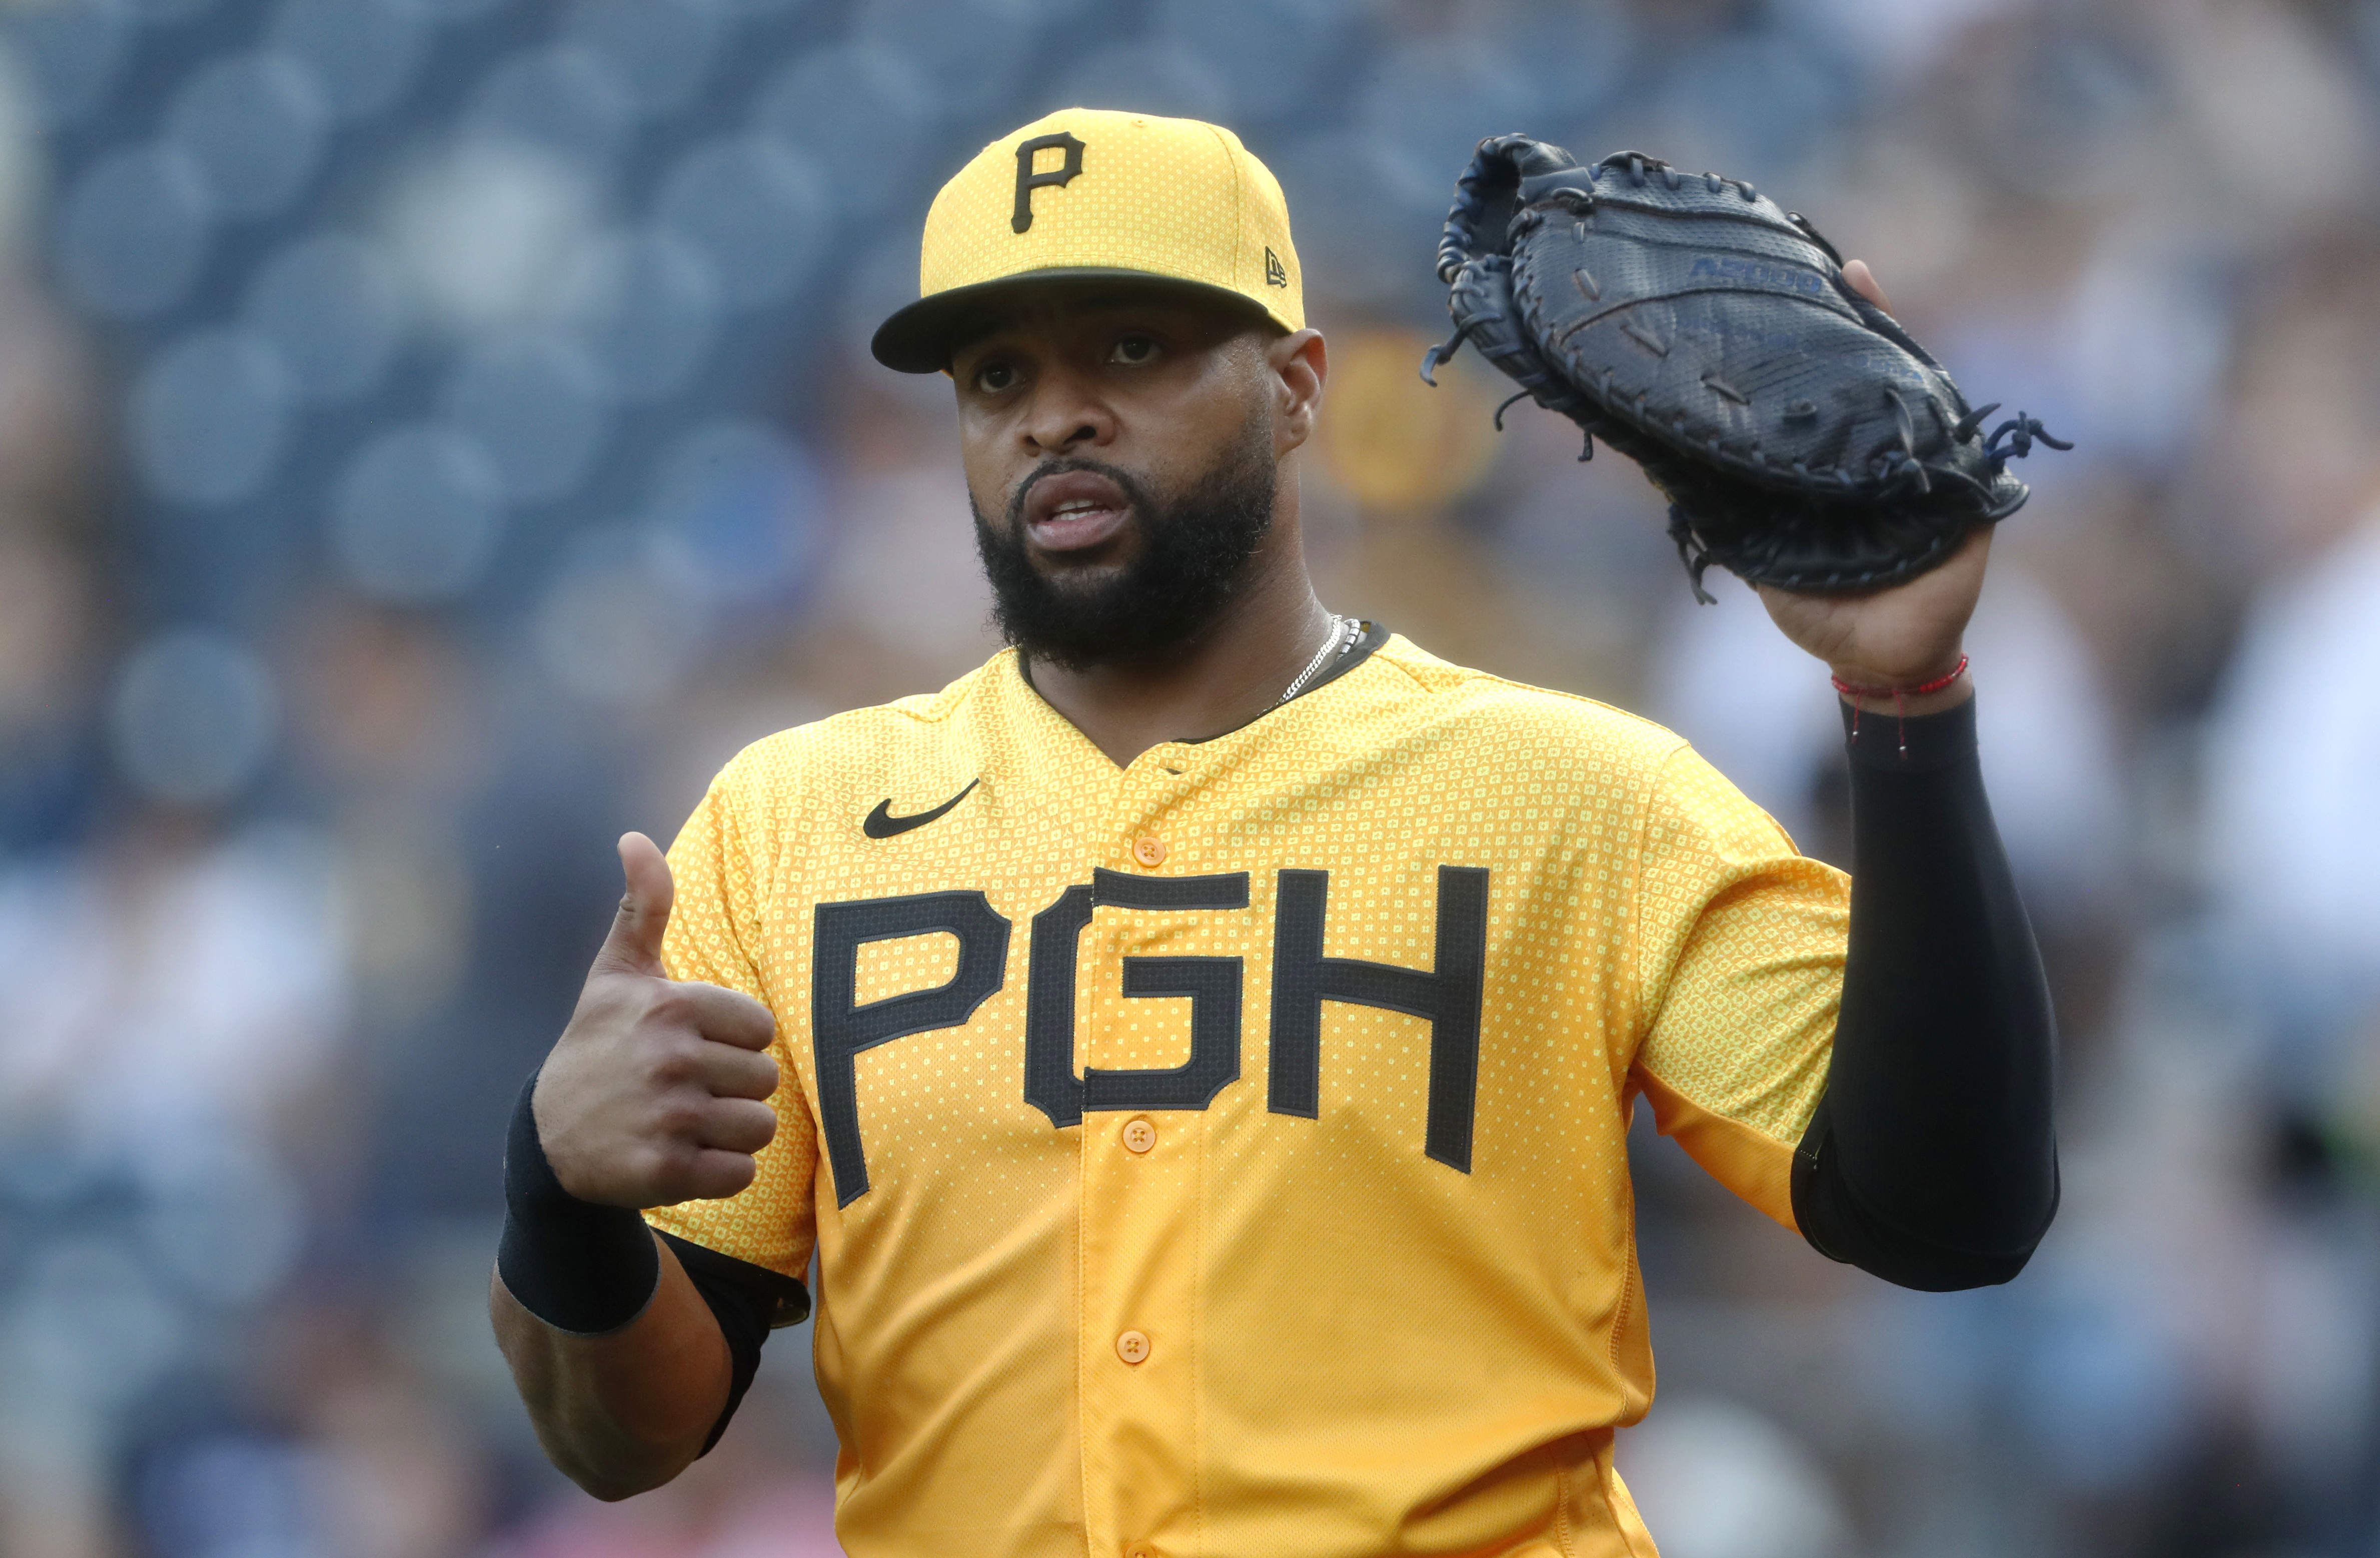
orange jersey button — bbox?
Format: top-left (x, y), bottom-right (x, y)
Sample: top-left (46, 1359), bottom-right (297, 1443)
top-left (1115, 1329), bottom-right (1150, 1365)
top-left (1130, 835), bottom-right (1167, 867)
top-left (1125, 1545), bottom-right (1160, 1558)
top-left (1121, 1118), bottom-right (1157, 1154)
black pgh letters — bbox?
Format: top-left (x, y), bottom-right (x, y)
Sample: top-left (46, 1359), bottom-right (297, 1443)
top-left (1024, 869), bottom-right (1251, 1128)
top-left (1268, 867), bottom-right (1489, 1172)
top-left (812, 892), bottom-right (1009, 1207)
top-left (812, 868), bottom-right (1489, 1204)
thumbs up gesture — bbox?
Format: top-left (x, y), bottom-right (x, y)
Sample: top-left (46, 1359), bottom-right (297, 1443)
top-left (531, 833), bottom-right (781, 1207)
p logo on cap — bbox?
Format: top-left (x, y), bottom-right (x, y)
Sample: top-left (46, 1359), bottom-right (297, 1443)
top-left (872, 107), bottom-right (1305, 373)
top-left (1011, 131), bottom-right (1085, 233)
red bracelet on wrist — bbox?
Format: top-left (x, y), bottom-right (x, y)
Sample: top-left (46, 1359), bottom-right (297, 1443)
top-left (1833, 655), bottom-right (1968, 759)
top-left (1830, 654), bottom-right (1969, 702)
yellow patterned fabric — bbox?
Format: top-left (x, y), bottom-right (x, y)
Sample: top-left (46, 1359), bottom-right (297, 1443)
top-left (920, 108), bottom-right (1301, 332)
top-left (646, 632), bottom-right (1848, 1558)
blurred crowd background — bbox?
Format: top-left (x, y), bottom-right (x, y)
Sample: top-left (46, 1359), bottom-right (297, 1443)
top-left (2, 0), bottom-right (2379, 1554)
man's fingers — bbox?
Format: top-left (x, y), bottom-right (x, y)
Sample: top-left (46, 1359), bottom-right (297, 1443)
top-left (679, 1148), bottom-right (761, 1203)
top-left (673, 982), bottom-right (777, 1053)
top-left (695, 1097), bottom-right (779, 1156)
top-left (597, 832), bottom-right (675, 976)
top-left (631, 1101), bottom-right (775, 1203)
top-left (1843, 258), bottom-right (1893, 314)
top-left (685, 1035), bottom-right (780, 1102)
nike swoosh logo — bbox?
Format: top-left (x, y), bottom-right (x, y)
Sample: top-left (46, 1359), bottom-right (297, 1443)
top-left (862, 778), bottom-right (980, 840)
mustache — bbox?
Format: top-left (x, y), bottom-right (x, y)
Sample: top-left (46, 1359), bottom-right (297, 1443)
top-left (1005, 457), bottom-right (1151, 528)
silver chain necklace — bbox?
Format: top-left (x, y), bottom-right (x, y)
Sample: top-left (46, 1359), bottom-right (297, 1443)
top-left (1278, 614), bottom-right (1357, 706)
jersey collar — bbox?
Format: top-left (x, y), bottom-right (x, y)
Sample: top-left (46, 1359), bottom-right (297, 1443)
top-left (1010, 619), bottom-right (1389, 754)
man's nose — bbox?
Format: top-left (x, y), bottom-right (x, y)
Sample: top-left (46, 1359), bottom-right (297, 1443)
top-left (1022, 368), bottom-right (1115, 455)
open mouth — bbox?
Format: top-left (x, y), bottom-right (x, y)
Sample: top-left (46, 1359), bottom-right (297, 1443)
top-left (1021, 469), bottom-right (1132, 554)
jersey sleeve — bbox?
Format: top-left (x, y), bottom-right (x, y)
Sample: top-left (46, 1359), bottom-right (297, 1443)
top-left (641, 764), bottom-right (820, 1284)
top-left (1627, 742), bottom-right (1849, 1231)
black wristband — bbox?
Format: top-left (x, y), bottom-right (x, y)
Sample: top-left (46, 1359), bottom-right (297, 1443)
top-left (497, 1073), bottom-right (662, 1335)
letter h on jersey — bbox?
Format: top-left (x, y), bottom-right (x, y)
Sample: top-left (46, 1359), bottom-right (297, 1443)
top-left (812, 868), bottom-right (1490, 1205)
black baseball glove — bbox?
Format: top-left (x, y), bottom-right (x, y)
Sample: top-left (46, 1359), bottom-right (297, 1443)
top-left (1424, 135), bottom-right (2068, 601)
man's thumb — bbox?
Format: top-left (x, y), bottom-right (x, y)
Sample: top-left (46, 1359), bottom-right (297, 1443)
top-left (599, 831), bottom-right (675, 974)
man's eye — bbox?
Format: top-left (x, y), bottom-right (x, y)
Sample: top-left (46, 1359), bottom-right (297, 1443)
top-left (1110, 335), bottom-right (1158, 365)
top-left (974, 362), bottom-right (1017, 393)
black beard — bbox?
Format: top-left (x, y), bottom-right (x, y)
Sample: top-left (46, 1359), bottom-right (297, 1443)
top-left (972, 422), bottom-right (1277, 673)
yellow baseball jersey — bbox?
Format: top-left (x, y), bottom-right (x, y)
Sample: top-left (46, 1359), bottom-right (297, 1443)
top-left (647, 630), bottom-right (1849, 1558)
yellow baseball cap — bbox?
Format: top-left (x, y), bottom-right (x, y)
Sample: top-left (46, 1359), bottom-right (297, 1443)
top-left (870, 107), bottom-right (1305, 374)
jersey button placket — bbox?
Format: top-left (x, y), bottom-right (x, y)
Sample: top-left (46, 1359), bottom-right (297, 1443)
top-left (1119, 744), bottom-right (1188, 874)
top-left (1083, 753), bottom-right (1197, 1556)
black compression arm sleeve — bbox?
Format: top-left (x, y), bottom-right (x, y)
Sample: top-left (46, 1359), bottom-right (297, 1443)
top-left (1789, 696), bottom-right (2060, 1290)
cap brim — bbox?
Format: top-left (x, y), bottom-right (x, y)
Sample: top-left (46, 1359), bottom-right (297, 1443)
top-left (869, 268), bottom-right (1277, 374)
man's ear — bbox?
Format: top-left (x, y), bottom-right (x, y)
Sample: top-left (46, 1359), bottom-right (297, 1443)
top-left (1268, 329), bottom-right (1327, 456)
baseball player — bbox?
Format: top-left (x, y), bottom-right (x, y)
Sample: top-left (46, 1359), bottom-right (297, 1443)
top-left (492, 110), bottom-right (2057, 1557)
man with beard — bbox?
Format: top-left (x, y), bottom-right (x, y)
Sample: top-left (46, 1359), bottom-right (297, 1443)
top-left (492, 110), bottom-right (2056, 1558)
